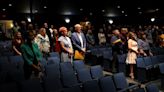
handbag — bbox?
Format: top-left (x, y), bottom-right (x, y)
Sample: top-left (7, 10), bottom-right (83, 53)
top-left (74, 50), bottom-right (84, 60)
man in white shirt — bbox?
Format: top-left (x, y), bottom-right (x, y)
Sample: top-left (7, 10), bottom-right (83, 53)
top-left (71, 24), bottom-right (86, 60)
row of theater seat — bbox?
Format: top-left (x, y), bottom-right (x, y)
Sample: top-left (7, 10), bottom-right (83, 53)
top-left (0, 53), bottom-right (158, 92)
top-left (117, 53), bottom-right (164, 83)
top-left (0, 72), bottom-right (160, 92)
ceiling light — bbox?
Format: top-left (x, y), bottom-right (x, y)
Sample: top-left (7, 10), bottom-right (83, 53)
top-left (63, 11), bottom-right (72, 15)
top-left (2, 8), bottom-right (6, 11)
top-left (151, 18), bottom-right (155, 22)
top-left (27, 17), bottom-right (31, 22)
top-left (80, 8), bottom-right (83, 11)
top-left (107, 13), bottom-right (116, 17)
top-left (44, 6), bottom-right (47, 9)
top-left (34, 9), bottom-right (38, 13)
top-left (102, 10), bottom-right (105, 12)
top-left (137, 7), bottom-right (141, 10)
top-left (139, 12), bottom-right (142, 14)
top-left (156, 8), bottom-right (159, 11)
top-left (117, 5), bottom-right (120, 8)
top-left (121, 11), bottom-right (124, 13)
top-left (89, 12), bottom-right (93, 16)
top-left (125, 14), bottom-right (128, 16)
top-left (108, 19), bottom-right (113, 24)
top-left (9, 3), bottom-right (12, 7)
top-left (65, 18), bottom-right (70, 23)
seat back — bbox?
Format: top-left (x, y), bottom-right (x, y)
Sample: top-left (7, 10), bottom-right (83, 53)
top-left (49, 52), bottom-right (60, 58)
top-left (47, 57), bottom-right (60, 65)
top-left (77, 68), bottom-right (92, 82)
top-left (63, 85), bottom-right (82, 92)
top-left (0, 82), bottom-right (18, 92)
top-left (117, 54), bottom-right (127, 63)
top-left (159, 63), bottom-right (164, 74)
top-left (43, 76), bottom-right (63, 92)
top-left (113, 72), bottom-right (128, 89)
top-left (136, 58), bottom-right (146, 68)
top-left (61, 71), bottom-right (79, 87)
top-left (73, 60), bottom-right (86, 71)
top-left (45, 64), bottom-right (60, 78)
top-left (83, 80), bottom-right (101, 92)
top-left (60, 62), bottom-right (74, 73)
top-left (146, 83), bottom-right (159, 92)
top-left (143, 57), bottom-right (153, 67)
top-left (90, 65), bottom-right (103, 79)
top-left (21, 79), bottom-right (43, 92)
top-left (99, 76), bottom-right (116, 92)
top-left (151, 56), bottom-right (160, 65)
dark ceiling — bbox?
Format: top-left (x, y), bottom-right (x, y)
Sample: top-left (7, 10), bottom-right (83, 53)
top-left (0, 0), bottom-right (163, 17)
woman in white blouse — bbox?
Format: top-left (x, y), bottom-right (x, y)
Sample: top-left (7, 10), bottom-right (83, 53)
top-left (35, 28), bottom-right (50, 56)
top-left (98, 28), bottom-right (106, 45)
top-left (58, 27), bottom-right (73, 62)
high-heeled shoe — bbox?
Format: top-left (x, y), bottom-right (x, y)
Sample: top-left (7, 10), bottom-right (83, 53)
top-left (129, 73), bottom-right (134, 79)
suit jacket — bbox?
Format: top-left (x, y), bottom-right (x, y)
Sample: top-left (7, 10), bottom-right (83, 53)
top-left (71, 32), bottom-right (86, 51)
top-left (21, 42), bottom-right (42, 65)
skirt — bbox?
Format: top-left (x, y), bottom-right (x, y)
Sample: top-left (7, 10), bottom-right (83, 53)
top-left (126, 51), bottom-right (137, 64)
top-left (61, 52), bottom-right (72, 62)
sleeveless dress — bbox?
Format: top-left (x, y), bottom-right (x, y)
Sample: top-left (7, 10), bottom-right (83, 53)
top-left (126, 39), bottom-right (138, 64)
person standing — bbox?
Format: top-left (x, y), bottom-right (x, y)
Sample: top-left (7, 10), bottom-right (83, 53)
top-left (58, 27), bottom-right (73, 62)
top-left (86, 29), bottom-right (95, 49)
top-left (126, 32), bottom-right (138, 79)
top-left (110, 29), bottom-right (123, 72)
top-left (71, 24), bottom-right (86, 60)
top-left (35, 28), bottom-right (50, 58)
top-left (21, 31), bottom-right (42, 79)
top-left (43, 22), bottom-right (53, 52)
top-left (12, 32), bottom-right (24, 56)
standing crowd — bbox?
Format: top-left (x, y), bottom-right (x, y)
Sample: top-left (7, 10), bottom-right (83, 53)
top-left (10, 21), bottom-right (164, 80)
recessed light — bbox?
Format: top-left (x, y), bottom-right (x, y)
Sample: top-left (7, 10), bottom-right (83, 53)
top-left (139, 12), bottom-right (142, 14)
top-left (137, 7), bottom-right (141, 10)
top-left (108, 19), bottom-right (113, 24)
top-left (102, 10), bottom-right (105, 12)
top-left (156, 8), bottom-right (159, 11)
top-left (34, 9), bottom-right (38, 13)
top-left (89, 12), bottom-right (93, 16)
top-left (2, 8), bottom-right (6, 11)
top-left (80, 8), bottom-right (83, 11)
top-left (65, 18), bottom-right (70, 23)
top-left (44, 6), bottom-right (47, 9)
top-left (151, 18), bottom-right (155, 22)
top-left (121, 11), bottom-right (124, 13)
top-left (125, 14), bottom-right (128, 16)
top-left (9, 4), bottom-right (12, 7)
top-left (117, 5), bottom-right (120, 8)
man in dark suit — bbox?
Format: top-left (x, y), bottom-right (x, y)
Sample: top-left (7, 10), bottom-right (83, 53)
top-left (71, 24), bottom-right (86, 60)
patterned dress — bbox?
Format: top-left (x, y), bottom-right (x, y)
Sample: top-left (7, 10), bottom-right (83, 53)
top-left (126, 39), bottom-right (138, 64)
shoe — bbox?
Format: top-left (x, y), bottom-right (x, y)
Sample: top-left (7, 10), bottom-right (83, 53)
top-left (129, 73), bottom-right (134, 79)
